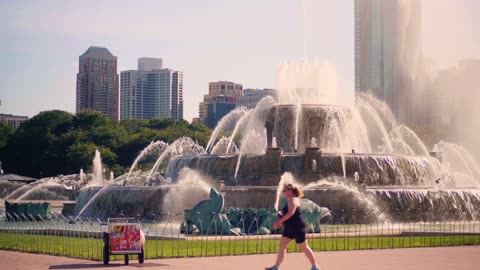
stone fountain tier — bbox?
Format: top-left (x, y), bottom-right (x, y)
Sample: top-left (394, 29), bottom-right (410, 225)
top-left (264, 104), bottom-right (353, 153)
top-left (74, 185), bottom-right (480, 221)
top-left (165, 152), bottom-right (441, 187)
top-left (367, 187), bottom-right (480, 221)
top-left (75, 186), bottom-right (164, 218)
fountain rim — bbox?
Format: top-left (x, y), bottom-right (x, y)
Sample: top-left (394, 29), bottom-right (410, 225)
top-left (273, 103), bottom-right (350, 109)
top-left (170, 151), bottom-right (435, 159)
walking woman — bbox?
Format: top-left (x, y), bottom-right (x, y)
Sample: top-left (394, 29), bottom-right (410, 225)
top-left (266, 183), bottom-right (320, 270)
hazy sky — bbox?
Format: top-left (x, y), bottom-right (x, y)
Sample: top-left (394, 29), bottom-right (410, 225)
top-left (0, 0), bottom-right (479, 122)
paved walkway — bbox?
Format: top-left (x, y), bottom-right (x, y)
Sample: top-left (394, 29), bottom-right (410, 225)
top-left (1, 246), bottom-right (479, 270)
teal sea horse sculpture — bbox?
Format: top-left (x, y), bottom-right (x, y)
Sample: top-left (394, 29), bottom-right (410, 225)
top-left (182, 188), bottom-right (239, 235)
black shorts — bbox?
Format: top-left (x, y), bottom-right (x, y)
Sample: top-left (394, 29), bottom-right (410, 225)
top-left (282, 226), bottom-right (306, 244)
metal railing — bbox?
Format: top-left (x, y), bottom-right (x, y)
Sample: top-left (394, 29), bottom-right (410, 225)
top-left (1, 208), bottom-right (480, 261)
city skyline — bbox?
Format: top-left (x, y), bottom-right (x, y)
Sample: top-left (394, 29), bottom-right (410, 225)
top-left (1, 0), bottom-right (479, 122)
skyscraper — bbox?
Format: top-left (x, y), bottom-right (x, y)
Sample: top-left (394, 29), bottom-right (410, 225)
top-left (76, 46), bottom-right (119, 120)
top-left (120, 58), bottom-right (183, 120)
top-left (206, 95), bottom-right (237, 129)
top-left (355, 0), bottom-right (422, 124)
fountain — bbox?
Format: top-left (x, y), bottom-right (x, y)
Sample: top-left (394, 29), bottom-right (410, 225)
top-left (3, 61), bottom-right (478, 224)
top-left (67, 70), bottom-right (480, 223)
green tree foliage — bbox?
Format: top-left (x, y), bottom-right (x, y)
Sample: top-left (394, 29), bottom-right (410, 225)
top-left (1, 110), bottom-right (212, 178)
top-left (0, 122), bottom-right (13, 149)
top-left (3, 110), bottom-right (73, 177)
top-left (66, 142), bottom-right (117, 172)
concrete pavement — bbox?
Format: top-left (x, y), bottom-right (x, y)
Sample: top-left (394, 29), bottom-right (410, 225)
top-left (1, 246), bottom-right (479, 270)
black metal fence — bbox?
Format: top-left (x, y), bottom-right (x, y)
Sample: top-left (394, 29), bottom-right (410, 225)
top-left (1, 208), bottom-right (480, 261)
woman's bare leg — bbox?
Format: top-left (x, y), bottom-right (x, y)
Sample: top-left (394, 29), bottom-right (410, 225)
top-left (274, 237), bottom-right (292, 267)
top-left (298, 241), bottom-right (318, 267)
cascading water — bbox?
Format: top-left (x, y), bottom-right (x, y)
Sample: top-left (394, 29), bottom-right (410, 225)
top-left (433, 141), bottom-right (480, 188)
top-left (356, 97), bottom-right (394, 153)
top-left (147, 137), bottom-right (205, 181)
top-left (226, 110), bottom-right (252, 154)
top-left (233, 96), bottom-right (276, 179)
top-left (390, 125), bottom-right (430, 156)
top-left (13, 180), bottom-right (58, 202)
top-left (161, 168), bottom-right (213, 216)
top-left (124, 140), bottom-right (169, 186)
top-left (330, 119), bottom-right (346, 178)
top-left (211, 136), bottom-right (238, 155)
top-left (358, 92), bottom-right (397, 131)
top-left (206, 107), bottom-right (247, 153)
top-left (303, 177), bottom-right (383, 214)
top-left (3, 177), bottom-right (68, 202)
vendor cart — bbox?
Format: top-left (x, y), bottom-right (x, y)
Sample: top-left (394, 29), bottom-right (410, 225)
top-left (102, 218), bottom-right (144, 265)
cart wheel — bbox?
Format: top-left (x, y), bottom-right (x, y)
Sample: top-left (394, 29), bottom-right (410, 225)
top-left (138, 246), bottom-right (144, 263)
top-left (103, 245), bottom-right (109, 265)
top-left (124, 254), bottom-right (129, 265)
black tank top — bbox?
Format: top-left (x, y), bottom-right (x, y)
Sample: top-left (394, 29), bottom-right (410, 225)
top-left (281, 200), bottom-right (306, 229)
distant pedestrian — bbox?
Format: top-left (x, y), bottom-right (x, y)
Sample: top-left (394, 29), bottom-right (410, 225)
top-left (265, 183), bottom-right (320, 270)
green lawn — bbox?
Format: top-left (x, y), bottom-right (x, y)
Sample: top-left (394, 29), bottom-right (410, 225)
top-left (1, 233), bottom-right (479, 261)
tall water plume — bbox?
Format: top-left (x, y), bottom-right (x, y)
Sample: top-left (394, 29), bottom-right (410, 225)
top-left (79, 169), bottom-right (84, 183)
top-left (90, 149), bottom-right (105, 186)
top-left (277, 60), bottom-right (343, 106)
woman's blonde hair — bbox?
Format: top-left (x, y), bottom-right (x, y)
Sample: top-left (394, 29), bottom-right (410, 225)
top-left (284, 183), bottom-right (304, 198)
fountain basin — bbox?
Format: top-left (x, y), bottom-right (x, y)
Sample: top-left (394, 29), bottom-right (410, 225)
top-left (74, 185), bottom-right (480, 222)
top-left (165, 152), bottom-right (440, 187)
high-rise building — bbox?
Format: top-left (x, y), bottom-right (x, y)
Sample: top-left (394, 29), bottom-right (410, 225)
top-left (355, 0), bottom-right (422, 124)
top-left (236, 89), bottom-right (278, 109)
top-left (120, 58), bottom-right (183, 120)
top-left (138, 57), bottom-right (163, 72)
top-left (206, 95), bottom-right (237, 129)
top-left (76, 46), bottom-right (119, 120)
top-left (198, 81), bottom-right (243, 124)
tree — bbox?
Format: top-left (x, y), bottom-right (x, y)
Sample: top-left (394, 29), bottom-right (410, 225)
top-left (66, 142), bottom-right (118, 174)
top-left (0, 122), bottom-right (13, 149)
top-left (3, 110), bottom-right (73, 177)
top-left (0, 122), bottom-right (13, 168)
top-left (1, 111), bottom-right (212, 178)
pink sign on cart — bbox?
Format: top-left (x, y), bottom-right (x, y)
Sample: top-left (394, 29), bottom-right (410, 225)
top-left (109, 223), bottom-right (142, 254)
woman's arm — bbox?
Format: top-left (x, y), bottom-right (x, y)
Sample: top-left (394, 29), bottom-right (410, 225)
top-left (273, 199), bottom-right (298, 228)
